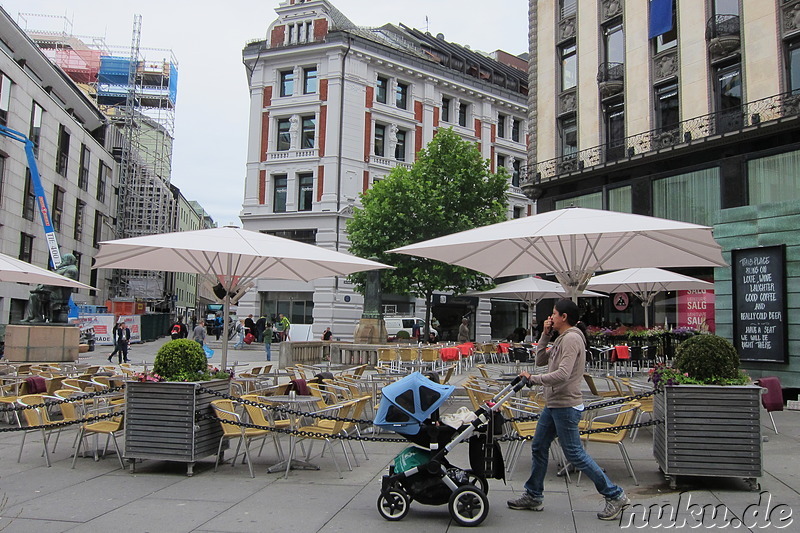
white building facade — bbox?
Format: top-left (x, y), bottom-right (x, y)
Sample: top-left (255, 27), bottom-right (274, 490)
top-left (240, 0), bottom-right (531, 341)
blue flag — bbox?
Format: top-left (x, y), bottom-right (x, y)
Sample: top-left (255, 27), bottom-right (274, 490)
top-left (649, 0), bottom-right (674, 39)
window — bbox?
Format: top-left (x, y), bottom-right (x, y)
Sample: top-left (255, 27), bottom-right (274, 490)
top-left (22, 169), bottom-right (35, 220)
top-left (280, 70), bottom-right (294, 97)
top-left (497, 114), bottom-right (506, 138)
top-left (512, 159), bottom-right (521, 187)
top-left (608, 186), bottom-right (633, 213)
top-left (497, 153), bottom-right (506, 169)
top-left (652, 168), bottom-right (721, 226)
top-left (511, 119), bottom-right (521, 143)
top-left (90, 268), bottom-right (98, 296)
top-left (395, 129), bottom-right (407, 161)
top-left (396, 82), bottom-right (408, 109)
top-left (560, 43), bottom-right (577, 91)
top-left (604, 22), bottom-right (624, 65)
top-left (788, 40), bottom-right (800, 94)
top-left (458, 102), bottom-right (468, 127)
top-left (277, 118), bottom-right (291, 151)
top-left (74, 200), bottom-right (85, 240)
top-left (93, 211), bottom-right (103, 247)
top-left (29, 102), bottom-right (43, 158)
top-left (303, 67), bottom-right (317, 94)
top-left (555, 191), bottom-right (603, 209)
top-left (78, 144), bottom-right (90, 191)
top-left (301, 116), bottom-right (315, 149)
top-left (376, 76), bottom-right (388, 104)
top-left (19, 233), bottom-right (34, 263)
top-left (298, 173), bottom-right (313, 211)
top-left (714, 63), bottom-right (742, 133)
top-left (654, 1), bottom-right (678, 53)
top-left (713, 0), bottom-right (739, 16)
top-left (560, 0), bottom-right (577, 18)
top-left (441, 97), bottom-right (451, 122)
top-left (748, 150), bottom-right (800, 205)
top-left (56, 124), bottom-right (70, 176)
top-left (96, 161), bottom-right (108, 202)
top-left (604, 98), bottom-right (625, 161)
top-left (273, 175), bottom-right (287, 213)
top-left (374, 124), bottom-right (385, 157)
top-left (52, 186), bottom-right (65, 232)
top-left (559, 115), bottom-right (578, 157)
top-left (513, 206), bottom-right (524, 219)
top-left (0, 72), bottom-right (11, 125)
top-left (655, 83), bottom-right (679, 132)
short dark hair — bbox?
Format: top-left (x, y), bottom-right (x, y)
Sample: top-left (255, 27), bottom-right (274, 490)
top-left (554, 299), bottom-right (580, 326)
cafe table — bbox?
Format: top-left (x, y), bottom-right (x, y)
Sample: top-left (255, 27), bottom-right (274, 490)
top-left (263, 394), bottom-right (320, 478)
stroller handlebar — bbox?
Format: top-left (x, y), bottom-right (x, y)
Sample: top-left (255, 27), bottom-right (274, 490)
top-left (511, 375), bottom-right (530, 391)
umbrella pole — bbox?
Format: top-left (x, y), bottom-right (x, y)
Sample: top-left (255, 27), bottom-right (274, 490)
top-left (221, 295), bottom-right (230, 370)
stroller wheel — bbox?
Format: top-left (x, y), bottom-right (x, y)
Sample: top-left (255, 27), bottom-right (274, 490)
top-left (465, 470), bottom-right (489, 494)
top-left (448, 485), bottom-right (489, 527)
top-left (377, 489), bottom-right (410, 521)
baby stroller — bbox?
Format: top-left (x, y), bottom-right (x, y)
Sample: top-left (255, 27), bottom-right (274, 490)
top-left (374, 372), bottom-right (529, 527)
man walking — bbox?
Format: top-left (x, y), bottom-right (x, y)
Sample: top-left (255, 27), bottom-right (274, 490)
top-left (278, 313), bottom-right (291, 342)
top-left (193, 320), bottom-right (206, 347)
top-left (114, 320), bottom-right (131, 364)
top-left (507, 299), bottom-right (630, 521)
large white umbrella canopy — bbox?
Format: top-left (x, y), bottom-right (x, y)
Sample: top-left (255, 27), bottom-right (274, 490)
top-left (390, 207), bottom-right (725, 301)
top-left (587, 267), bottom-right (713, 327)
top-left (0, 251), bottom-right (94, 290)
top-left (93, 226), bottom-right (392, 369)
top-left (469, 277), bottom-right (605, 307)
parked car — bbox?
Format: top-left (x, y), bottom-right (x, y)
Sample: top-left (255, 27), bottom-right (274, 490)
top-left (384, 317), bottom-right (436, 341)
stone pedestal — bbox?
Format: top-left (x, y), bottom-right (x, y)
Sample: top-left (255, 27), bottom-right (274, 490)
top-left (353, 318), bottom-right (387, 345)
top-left (4, 324), bottom-right (79, 362)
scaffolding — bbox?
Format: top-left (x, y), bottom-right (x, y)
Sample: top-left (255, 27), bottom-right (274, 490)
top-left (21, 13), bottom-right (179, 301)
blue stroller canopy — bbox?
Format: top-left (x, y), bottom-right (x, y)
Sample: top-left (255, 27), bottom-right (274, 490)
top-left (374, 372), bottom-right (455, 435)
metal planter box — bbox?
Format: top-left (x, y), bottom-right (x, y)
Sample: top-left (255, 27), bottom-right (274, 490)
top-left (124, 379), bottom-right (229, 476)
top-left (653, 385), bottom-right (762, 489)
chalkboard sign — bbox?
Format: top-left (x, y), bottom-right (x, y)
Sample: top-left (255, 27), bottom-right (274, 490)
top-left (732, 245), bottom-right (787, 363)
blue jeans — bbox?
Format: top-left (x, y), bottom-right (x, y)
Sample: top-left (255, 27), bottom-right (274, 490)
top-left (265, 343), bottom-right (271, 361)
top-left (524, 406), bottom-right (623, 500)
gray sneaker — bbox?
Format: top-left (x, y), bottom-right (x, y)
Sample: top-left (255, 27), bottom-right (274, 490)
top-left (597, 492), bottom-right (630, 520)
top-left (507, 492), bottom-right (544, 511)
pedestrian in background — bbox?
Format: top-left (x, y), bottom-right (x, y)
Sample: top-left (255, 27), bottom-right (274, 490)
top-left (457, 318), bottom-right (470, 343)
top-left (256, 315), bottom-right (267, 342)
top-left (322, 327), bottom-right (333, 341)
top-left (107, 320), bottom-right (120, 362)
top-left (244, 314), bottom-right (256, 338)
top-left (264, 322), bottom-right (273, 361)
top-left (232, 320), bottom-right (245, 348)
top-left (278, 313), bottom-right (291, 341)
top-left (114, 320), bottom-right (131, 364)
top-left (193, 320), bottom-right (206, 347)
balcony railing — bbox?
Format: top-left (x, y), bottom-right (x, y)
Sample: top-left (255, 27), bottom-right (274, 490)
top-left (705, 14), bottom-right (741, 40)
top-left (597, 62), bottom-right (624, 84)
top-left (528, 91), bottom-right (800, 183)
top-left (267, 148), bottom-right (319, 160)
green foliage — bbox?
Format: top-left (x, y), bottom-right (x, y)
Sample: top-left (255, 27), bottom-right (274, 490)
top-left (346, 128), bottom-right (508, 300)
top-left (153, 339), bottom-right (208, 381)
top-left (674, 334), bottom-right (745, 385)
top-left (396, 330), bottom-right (411, 339)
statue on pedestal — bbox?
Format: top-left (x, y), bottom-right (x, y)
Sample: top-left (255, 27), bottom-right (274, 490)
top-left (21, 253), bottom-right (79, 324)
top-left (363, 264), bottom-right (382, 319)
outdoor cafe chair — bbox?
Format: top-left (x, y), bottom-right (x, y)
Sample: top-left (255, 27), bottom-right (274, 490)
top-left (211, 399), bottom-right (269, 478)
top-left (578, 401), bottom-right (641, 486)
top-left (71, 406), bottom-right (125, 470)
top-left (377, 347), bottom-right (399, 372)
top-left (240, 394), bottom-right (288, 462)
top-left (582, 373), bottom-right (623, 400)
top-left (501, 396), bottom-right (540, 479)
top-left (292, 399), bottom-right (357, 479)
top-left (756, 377), bottom-right (784, 434)
top-left (17, 394), bottom-right (61, 467)
top-left (1, 381), bottom-right (28, 425)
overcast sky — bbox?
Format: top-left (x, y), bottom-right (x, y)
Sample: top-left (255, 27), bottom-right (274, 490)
top-left (3, 1), bottom-right (528, 226)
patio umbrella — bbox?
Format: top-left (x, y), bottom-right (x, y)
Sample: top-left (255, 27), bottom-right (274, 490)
top-left (390, 207), bottom-right (725, 301)
top-left (587, 267), bottom-right (713, 327)
top-left (0, 251), bottom-right (95, 289)
top-left (92, 226), bottom-right (392, 369)
top-left (468, 276), bottom-right (605, 307)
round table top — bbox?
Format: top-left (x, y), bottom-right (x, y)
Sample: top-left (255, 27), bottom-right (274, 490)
top-left (264, 394), bottom-right (316, 403)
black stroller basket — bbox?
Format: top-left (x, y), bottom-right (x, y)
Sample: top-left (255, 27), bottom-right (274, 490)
top-left (377, 376), bottom-right (529, 527)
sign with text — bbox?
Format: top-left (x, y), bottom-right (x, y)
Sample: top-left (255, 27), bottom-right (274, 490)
top-left (732, 245), bottom-right (787, 363)
top-left (677, 289), bottom-right (715, 332)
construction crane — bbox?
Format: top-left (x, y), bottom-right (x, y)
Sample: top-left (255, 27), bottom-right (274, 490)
top-left (0, 124), bottom-right (63, 268)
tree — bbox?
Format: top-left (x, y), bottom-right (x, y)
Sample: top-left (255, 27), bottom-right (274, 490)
top-left (347, 128), bottom-right (509, 336)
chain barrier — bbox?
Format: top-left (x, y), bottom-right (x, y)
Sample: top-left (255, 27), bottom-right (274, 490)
top-left (0, 411), bottom-right (124, 432)
top-left (196, 386), bottom-right (663, 442)
top-left (0, 386), bottom-right (126, 413)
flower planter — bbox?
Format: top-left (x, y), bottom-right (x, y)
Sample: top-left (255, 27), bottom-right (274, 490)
top-left (653, 385), bottom-right (762, 490)
top-left (124, 379), bottom-right (229, 476)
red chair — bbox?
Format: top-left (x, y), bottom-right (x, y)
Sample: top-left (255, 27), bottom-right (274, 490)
top-left (756, 377), bottom-right (783, 433)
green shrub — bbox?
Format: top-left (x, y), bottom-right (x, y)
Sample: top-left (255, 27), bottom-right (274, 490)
top-left (674, 334), bottom-right (741, 385)
top-left (153, 339), bottom-right (207, 381)
top-left (396, 330), bottom-right (411, 339)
